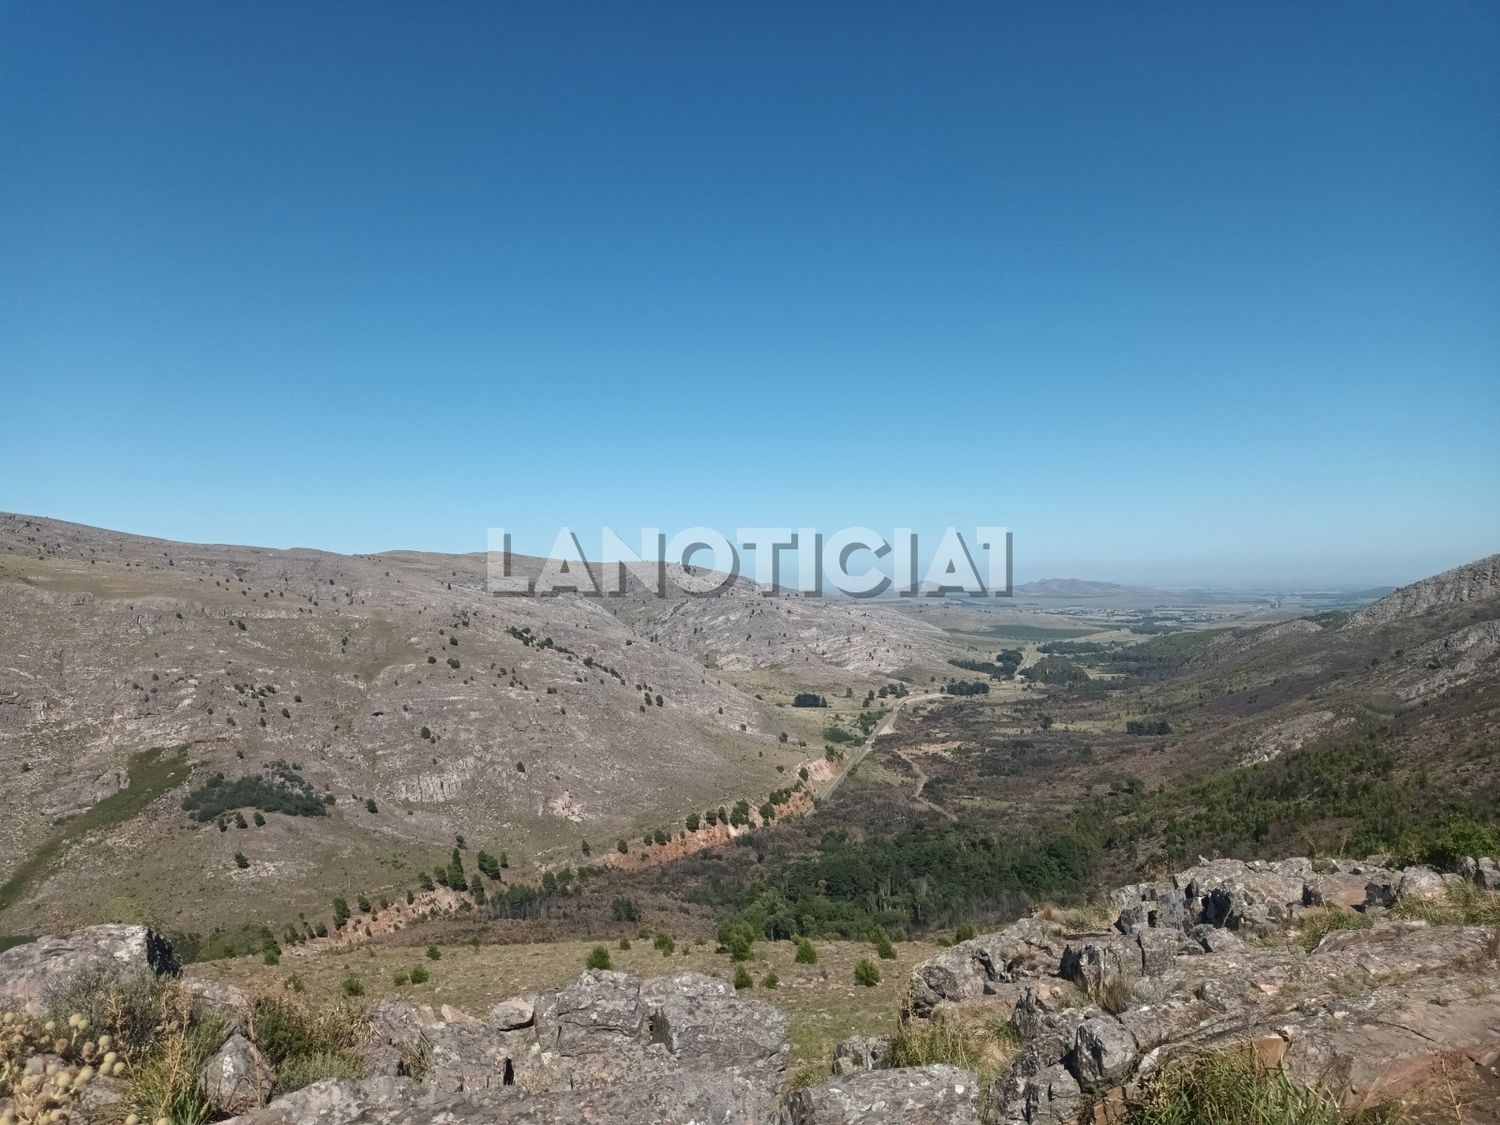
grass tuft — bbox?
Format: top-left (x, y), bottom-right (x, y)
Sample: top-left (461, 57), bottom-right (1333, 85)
top-left (1122, 1046), bottom-right (1405, 1125)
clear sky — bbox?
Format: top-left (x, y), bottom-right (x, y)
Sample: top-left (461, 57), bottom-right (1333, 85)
top-left (3, 2), bottom-right (1497, 586)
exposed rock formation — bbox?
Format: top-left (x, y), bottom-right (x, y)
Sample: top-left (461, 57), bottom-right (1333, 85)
top-left (1350, 553), bottom-right (1500, 626)
top-left (905, 855), bottom-right (1500, 1124)
top-left (0, 923), bottom-right (179, 1015)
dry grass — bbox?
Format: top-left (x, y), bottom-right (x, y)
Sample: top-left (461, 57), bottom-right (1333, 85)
top-left (1297, 906), bottom-right (1374, 951)
top-left (199, 935), bottom-right (942, 1075)
top-left (1392, 884), bottom-right (1500, 928)
top-left (1122, 1045), bottom-right (1406, 1125)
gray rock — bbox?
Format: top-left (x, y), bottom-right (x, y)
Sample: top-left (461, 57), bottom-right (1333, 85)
top-left (648, 989), bottom-right (789, 1078)
top-left (1363, 878), bottom-right (1397, 909)
top-left (488, 996), bottom-right (536, 1031)
top-left (202, 1032), bottom-right (274, 1116)
top-left (1111, 880), bottom-right (1187, 933)
top-left (1072, 1016), bottom-right (1137, 1092)
top-left (905, 918), bottom-right (1065, 1017)
top-left (184, 974), bottom-right (254, 1033)
top-left (779, 1065), bottom-right (981, 1124)
top-left (0, 925), bottom-right (179, 1016)
top-left (1478, 857), bottom-right (1500, 890)
top-left (831, 1035), bottom-right (892, 1075)
top-left (1191, 924), bottom-right (1245, 954)
top-left (988, 1050), bottom-right (1082, 1125)
top-left (1395, 866), bottom-right (1447, 903)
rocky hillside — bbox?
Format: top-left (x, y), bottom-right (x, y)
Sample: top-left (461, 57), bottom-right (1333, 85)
top-left (1351, 553), bottom-right (1500, 627)
top-left (0, 513), bottom-right (951, 936)
top-left (1, 851), bottom-right (1495, 1123)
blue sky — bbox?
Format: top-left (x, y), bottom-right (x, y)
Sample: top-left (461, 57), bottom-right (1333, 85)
top-left (3, 2), bottom-right (1496, 586)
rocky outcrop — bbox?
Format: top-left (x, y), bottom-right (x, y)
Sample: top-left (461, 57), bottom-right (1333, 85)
top-left (1350, 553), bottom-right (1500, 626)
top-left (779, 1065), bottom-right (982, 1125)
top-left (901, 855), bottom-right (1500, 1125)
top-left (0, 924), bottom-right (179, 1016)
top-left (905, 918), bottom-right (1067, 1018)
top-left (202, 1032), bottom-right (274, 1115)
top-left (232, 968), bottom-right (789, 1124)
top-left (830, 1035), bottom-right (892, 1075)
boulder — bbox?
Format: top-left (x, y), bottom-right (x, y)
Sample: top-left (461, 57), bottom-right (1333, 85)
top-left (1110, 880), bottom-right (1187, 933)
top-left (779, 1065), bottom-right (981, 1125)
top-left (350, 969), bottom-right (787, 1121)
top-left (1395, 865), bottom-right (1447, 903)
top-left (988, 1049), bottom-right (1082, 1125)
top-left (1071, 1016), bottom-right (1137, 1092)
top-left (183, 974), bottom-right (254, 1034)
top-left (488, 997), bottom-right (535, 1031)
top-left (905, 918), bottom-right (1065, 1017)
top-left (1479, 857), bottom-right (1500, 890)
top-left (202, 1032), bottom-right (274, 1116)
top-left (0, 925), bottom-right (179, 1016)
top-left (831, 1035), bottom-right (892, 1076)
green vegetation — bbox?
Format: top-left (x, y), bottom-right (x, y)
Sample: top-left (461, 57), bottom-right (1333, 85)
top-left (948, 655), bottom-right (1019, 680)
top-left (1080, 731), bottom-right (1500, 869)
top-left (792, 693), bottom-right (827, 708)
top-left (1019, 656), bottom-right (1088, 684)
top-left (1120, 1046), bottom-right (1403, 1125)
top-left (943, 680), bottom-right (990, 696)
top-left (1125, 719), bottom-right (1172, 736)
top-left (1296, 907), bottom-right (1372, 951)
top-left (0, 746), bottom-right (192, 914)
top-left (729, 823), bottom-right (1093, 939)
top-left (853, 959), bottom-right (881, 986)
top-left (733, 965), bottom-right (753, 990)
top-left (181, 760), bottom-right (328, 823)
top-left (586, 945), bottom-right (612, 970)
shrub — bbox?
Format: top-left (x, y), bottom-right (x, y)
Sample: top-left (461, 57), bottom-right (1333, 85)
top-left (853, 959), bottom-right (881, 987)
top-left (793, 937), bottom-right (818, 964)
top-left (365, 798), bottom-right (378, 814)
top-left (393, 970), bottom-right (409, 986)
top-left (619, 938), bottom-right (632, 950)
top-left (612, 896), bottom-right (640, 922)
top-left (250, 991), bottom-right (367, 1095)
top-left (586, 945), bottom-right (613, 971)
top-left (654, 932), bottom-right (675, 957)
top-left (954, 924), bottom-right (976, 943)
top-left (761, 970), bottom-right (779, 989)
top-left (340, 977), bottom-right (364, 997)
top-left (234, 852), bottom-right (249, 869)
top-left (871, 927), bottom-right (897, 959)
top-left (181, 762), bottom-right (328, 822)
top-left (733, 966), bottom-right (753, 990)
top-left (425, 945), bottom-right (441, 961)
top-left (717, 921), bottom-right (756, 962)
top-left (408, 965), bottom-right (430, 985)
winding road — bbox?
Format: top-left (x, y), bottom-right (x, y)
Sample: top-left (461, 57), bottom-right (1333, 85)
top-left (820, 690), bottom-right (943, 802)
